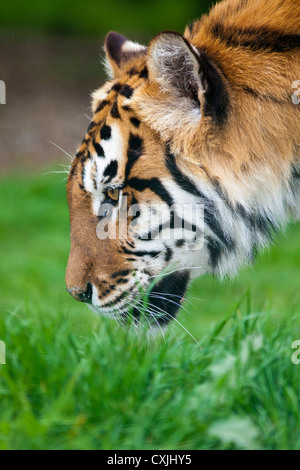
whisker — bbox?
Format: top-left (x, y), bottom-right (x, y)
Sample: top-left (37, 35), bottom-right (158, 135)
top-left (132, 298), bottom-right (166, 341)
top-left (141, 301), bottom-right (184, 340)
top-left (48, 140), bottom-right (74, 161)
top-left (42, 170), bottom-right (69, 175)
top-left (150, 290), bottom-right (193, 306)
top-left (149, 293), bottom-right (190, 315)
top-left (89, 279), bottom-right (197, 342)
top-left (148, 265), bottom-right (203, 279)
top-left (80, 103), bottom-right (92, 121)
top-left (144, 301), bottom-right (198, 344)
top-left (130, 300), bottom-right (158, 334)
top-left (58, 163), bottom-right (71, 171)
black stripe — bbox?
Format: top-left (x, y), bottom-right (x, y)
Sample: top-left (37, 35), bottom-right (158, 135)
top-left (87, 121), bottom-right (96, 132)
top-left (81, 160), bottom-right (86, 187)
top-left (126, 240), bottom-right (135, 248)
top-left (121, 246), bottom-right (161, 258)
top-left (198, 164), bottom-right (278, 241)
top-left (95, 100), bottom-right (110, 113)
top-left (102, 286), bottom-right (116, 296)
top-left (290, 164), bottom-right (300, 198)
top-left (142, 271), bottom-right (190, 326)
top-left (103, 160), bottom-right (118, 182)
top-left (101, 286), bottom-right (135, 309)
top-left (111, 98), bottom-right (121, 119)
top-left (122, 105), bottom-right (133, 112)
top-left (68, 157), bottom-right (80, 180)
top-left (100, 124), bottom-right (112, 140)
top-left (130, 117), bottom-right (141, 128)
top-left (92, 171), bottom-right (98, 190)
top-left (165, 149), bottom-right (201, 196)
top-left (128, 67), bottom-right (139, 76)
top-left (116, 278), bottom-right (129, 285)
top-left (139, 222), bottom-right (164, 241)
top-left (164, 246), bottom-right (173, 262)
top-left (93, 141), bottom-right (105, 157)
top-left (80, 149), bottom-right (91, 164)
top-left (127, 177), bottom-right (174, 207)
top-left (243, 86), bottom-right (289, 104)
top-left (139, 66), bottom-right (149, 79)
top-left (207, 236), bottom-right (223, 269)
top-left (139, 214), bottom-right (199, 242)
top-left (212, 23), bottom-right (300, 53)
top-left (292, 165), bottom-right (300, 180)
top-left (198, 50), bottom-right (229, 124)
top-left (236, 204), bottom-right (277, 240)
top-left (125, 134), bottom-right (144, 180)
top-left (120, 84), bottom-right (134, 99)
top-left (205, 170), bottom-right (278, 243)
top-left (165, 149), bottom-right (235, 251)
top-left (111, 83), bottom-right (122, 92)
top-left (111, 270), bottom-right (130, 278)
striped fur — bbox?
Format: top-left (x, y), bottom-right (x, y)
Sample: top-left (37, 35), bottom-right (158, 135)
top-left (66, 0), bottom-right (300, 325)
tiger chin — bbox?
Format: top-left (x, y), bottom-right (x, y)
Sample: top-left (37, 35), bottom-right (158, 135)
top-left (65, 0), bottom-right (300, 328)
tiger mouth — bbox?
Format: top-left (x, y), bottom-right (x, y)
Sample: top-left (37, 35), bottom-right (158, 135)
top-left (131, 270), bottom-right (190, 326)
top-left (87, 270), bottom-right (190, 326)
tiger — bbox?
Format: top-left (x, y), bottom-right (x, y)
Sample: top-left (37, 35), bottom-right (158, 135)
top-left (66, 0), bottom-right (300, 327)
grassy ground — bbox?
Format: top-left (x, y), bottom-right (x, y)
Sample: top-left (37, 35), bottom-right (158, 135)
top-left (0, 169), bottom-right (300, 450)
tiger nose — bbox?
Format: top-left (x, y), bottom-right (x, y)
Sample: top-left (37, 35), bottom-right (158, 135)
top-left (66, 283), bottom-right (93, 304)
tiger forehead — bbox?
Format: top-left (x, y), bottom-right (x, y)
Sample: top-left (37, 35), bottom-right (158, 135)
top-left (92, 65), bottom-right (148, 116)
top-left (69, 79), bottom-right (142, 175)
top-left (69, 75), bottom-right (168, 192)
top-left (76, 69), bottom-right (149, 156)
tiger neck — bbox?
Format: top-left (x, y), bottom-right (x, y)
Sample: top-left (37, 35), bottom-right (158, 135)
top-left (167, 148), bottom-right (300, 278)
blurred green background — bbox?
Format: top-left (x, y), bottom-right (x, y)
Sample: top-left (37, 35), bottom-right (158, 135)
top-left (0, 0), bottom-right (212, 37)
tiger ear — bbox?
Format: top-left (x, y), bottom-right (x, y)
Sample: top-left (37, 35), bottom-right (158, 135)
top-left (104, 31), bottom-right (147, 78)
top-left (147, 32), bottom-right (228, 123)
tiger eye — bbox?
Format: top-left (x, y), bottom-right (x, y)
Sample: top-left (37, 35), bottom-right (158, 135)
top-left (107, 188), bottom-right (120, 201)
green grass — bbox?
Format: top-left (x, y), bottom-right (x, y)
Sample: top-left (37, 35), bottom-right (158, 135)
top-left (0, 169), bottom-right (300, 450)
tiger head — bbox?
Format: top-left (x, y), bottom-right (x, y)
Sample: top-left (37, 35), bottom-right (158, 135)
top-left (66, 31), bottom-right (219, 325)
top-left (66, 4), bottom-right (300, 325)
